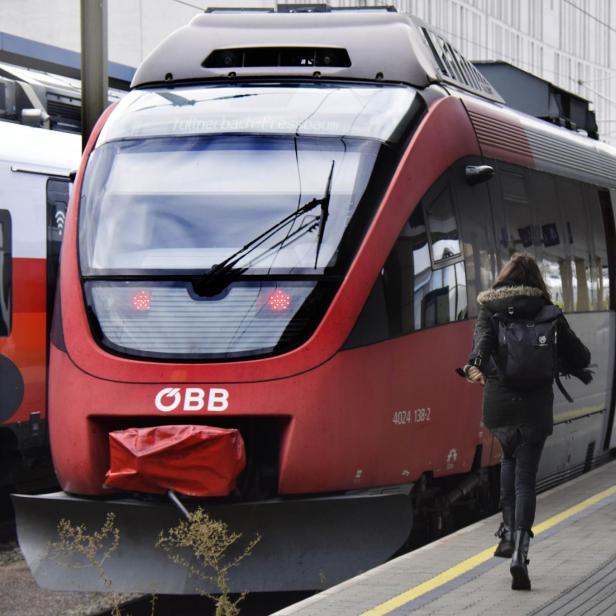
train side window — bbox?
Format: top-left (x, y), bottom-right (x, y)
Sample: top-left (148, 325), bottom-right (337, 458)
top-left (422, 186), bottom-right (466, 327)
top-left (500, 167), bottom-right (534, 256)
top-left (346, 173), bottom-right (469, 348)
top-left (382, 204), bottom-right (430, 335)
top-left (526, 171), bottom-right (569, 309)
top-left (425, 186), bottom-right (461, 262)
top-left (451, 158), bottom-right (497, 318)
top-left (383, 186), bottom-right (467, 334)
top-left (556, 179), bottom-right (591, 312)
top-left (0, 210), bottom-right (12, 336)
top-left (419, 261), bottom-right (467, 329)
top-left (489, 164), bottom-right (534, 271)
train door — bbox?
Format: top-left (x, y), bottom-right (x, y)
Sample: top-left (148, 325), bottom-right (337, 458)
top-left (477, 161), bottom-right (611, 479)
top-left (450, 157), bottom-right (497, 316)
top-left (449, 157), bottom-right (500, 466)
top-left (0, 165), bottom-right (49, 483)
top-left (46, 178), bottom-right (69, 333)
top-left (0, 208), bottom-right (20, 433)
top-left (522, 170), bottom-right (610, 475)
top-left (596, 189), bottom-right (616, 449)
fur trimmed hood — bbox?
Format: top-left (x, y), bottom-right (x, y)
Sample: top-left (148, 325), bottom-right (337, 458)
top-left (477, 285), bottom-right (549, 318)
top-left (477, 285), bottom-right (546, 305)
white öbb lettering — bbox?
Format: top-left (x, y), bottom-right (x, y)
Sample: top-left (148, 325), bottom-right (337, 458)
top-left (154, 387), bottom-right (229, 412)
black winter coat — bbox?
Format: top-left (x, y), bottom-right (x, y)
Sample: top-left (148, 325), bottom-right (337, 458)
top-left (468, 284), bottom-right (591, 437)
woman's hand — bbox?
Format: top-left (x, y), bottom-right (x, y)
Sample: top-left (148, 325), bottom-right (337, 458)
top-left (464, 365), bottom-right (486, 385)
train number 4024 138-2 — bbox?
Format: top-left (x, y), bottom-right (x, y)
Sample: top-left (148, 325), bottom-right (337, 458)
top-left (392, 407), bottom-right (431, 425)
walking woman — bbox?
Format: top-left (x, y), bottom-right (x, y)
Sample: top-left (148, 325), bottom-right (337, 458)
top-left (464, 253), bottom-right (591, 590)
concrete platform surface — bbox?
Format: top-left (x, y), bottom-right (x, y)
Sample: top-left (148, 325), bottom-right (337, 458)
top-left (273, 459), bottom-right (616, 616)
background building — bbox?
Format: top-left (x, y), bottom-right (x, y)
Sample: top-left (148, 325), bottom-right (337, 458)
top-left (1, 0), bottom-right (615, 143)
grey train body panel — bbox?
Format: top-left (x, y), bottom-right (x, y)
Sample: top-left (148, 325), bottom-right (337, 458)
top-left (538, 312), bottom-right (614, 489)
top-left (459, 93), bottom-right (616, 189)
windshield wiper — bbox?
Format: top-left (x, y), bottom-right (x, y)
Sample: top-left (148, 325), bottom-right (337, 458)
top-left (193, 178), bottom-right (333, 297)
top-left (314, 161), bottom-right (335, 268)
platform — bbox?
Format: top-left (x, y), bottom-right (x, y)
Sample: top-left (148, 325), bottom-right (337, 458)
top-left (273, 458), bottom-right (616, 615)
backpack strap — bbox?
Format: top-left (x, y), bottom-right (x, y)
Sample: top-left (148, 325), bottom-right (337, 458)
top-left (555, 374), bottom-right (574, 403)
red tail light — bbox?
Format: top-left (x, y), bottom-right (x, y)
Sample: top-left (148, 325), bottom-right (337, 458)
top-left (131, 290), bottom-right (152, 311)
top-left (267, 289), bottom-right (292, 312)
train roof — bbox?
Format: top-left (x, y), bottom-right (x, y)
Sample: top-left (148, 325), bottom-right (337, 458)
top-left (131, 11), bottom-right (503, 103)
top-left (129, 9), bottom-right (616, 188)
top-left (0, 120), bottom-right (81, 172)
top-left (461, 92), bottom-right (616, 188)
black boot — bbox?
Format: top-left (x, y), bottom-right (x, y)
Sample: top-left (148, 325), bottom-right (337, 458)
top-left (494, 506), bottom-right (514, 558)
top-left (510, 529), bottom-right (533, 590)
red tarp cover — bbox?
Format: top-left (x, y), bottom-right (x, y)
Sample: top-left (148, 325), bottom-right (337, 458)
top-left (104, 425), bottom-right (246, 497)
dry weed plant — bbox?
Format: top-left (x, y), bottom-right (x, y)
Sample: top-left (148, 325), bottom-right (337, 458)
top-left (51, 512), bottom-right (151, 616)
top-left (50, 507), bottom-right (257, 615)
top-left (157, 508), bottom-right (260, 616)
top-left (51, 513), bottom-right (123, 614)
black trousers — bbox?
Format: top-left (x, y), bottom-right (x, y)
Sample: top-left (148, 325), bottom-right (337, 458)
top-left (491, 426), bottom-right (546, 531)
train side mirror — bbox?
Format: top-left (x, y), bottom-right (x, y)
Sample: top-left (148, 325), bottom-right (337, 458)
top-left (465, 165), bottom-right (494, 186)
top-left (69, 169), bottom-right (78, 183)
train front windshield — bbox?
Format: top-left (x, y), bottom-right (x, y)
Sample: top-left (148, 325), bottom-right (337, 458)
top-left (79, 83), bottom-right (420, 360)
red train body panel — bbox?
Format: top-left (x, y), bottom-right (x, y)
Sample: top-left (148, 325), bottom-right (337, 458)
top-left (5, 258), bottom-right (47, 424)
top-left (52, 317), bottom-right (488, 494)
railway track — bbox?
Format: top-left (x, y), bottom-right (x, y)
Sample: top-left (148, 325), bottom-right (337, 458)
top-left (94, 592), bottom-right (313, 616)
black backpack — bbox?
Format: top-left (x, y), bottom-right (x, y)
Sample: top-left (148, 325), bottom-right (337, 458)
top-left (492, 304), bottom-right (563, 392)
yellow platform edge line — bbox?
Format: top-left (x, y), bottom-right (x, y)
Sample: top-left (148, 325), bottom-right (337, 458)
top-left (362, 483), bottom-right (616, 616)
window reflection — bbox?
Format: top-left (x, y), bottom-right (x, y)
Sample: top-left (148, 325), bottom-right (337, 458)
top-left (497, 167), bottom-right (610, 314)
top-left (590, 190), bottom-right (611, 311)
top-left (419, 262), bottom-right (467, 329)
top-left (384, 198), bottom-right (467, 335)
top-left (525, 172), bottom-right (568, 309)
top-left (557, 180), bottom-right (591, 312)
top-left (454, 172), bottom-right (495, 317)
top-left (498, 167), bottom-right (533, 259)
top-left (377, 165), bottom-right (611, 347)
top-left (425, 187), bottom-right (461, 261)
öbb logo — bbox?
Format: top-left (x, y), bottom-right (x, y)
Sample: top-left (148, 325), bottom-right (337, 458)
top-left (154, 387), bottom-right (229, 412)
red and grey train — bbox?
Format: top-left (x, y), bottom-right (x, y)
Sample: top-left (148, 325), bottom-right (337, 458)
top-left (15, 9), bottom-right (616, 593)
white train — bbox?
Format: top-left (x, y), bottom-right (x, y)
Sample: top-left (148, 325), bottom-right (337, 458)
top-left (0, 63), bottom-right (82, 488)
